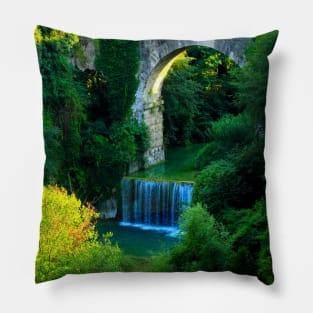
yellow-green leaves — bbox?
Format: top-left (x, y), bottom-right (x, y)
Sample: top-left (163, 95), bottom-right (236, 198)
top-left (35, 186), bottom-right (121, 283)
top-left (35, 25), bottom-right (79, 48)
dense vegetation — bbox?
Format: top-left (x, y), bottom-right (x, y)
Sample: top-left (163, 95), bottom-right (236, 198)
top-left (156, 31), bottom-right (278, 284)
top-left (162, 47), bottom-right (238, 146)
top-left (36, 26), bottom-right (149, 204)
top-left (35, 25), bottom-right (278, 284)
top-left (35, 186), bottom-right (121, 283)
top-left (35, 26), bottom-right (149, 281)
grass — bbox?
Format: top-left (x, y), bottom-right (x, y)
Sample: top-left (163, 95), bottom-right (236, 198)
top-left (121, 255), bottom-right (154, 271)
top-left (130, 144), bottom-right (204, 182)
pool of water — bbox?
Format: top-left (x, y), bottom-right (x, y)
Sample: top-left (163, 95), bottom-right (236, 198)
top-left (96, 220), bottom-right (178, 256)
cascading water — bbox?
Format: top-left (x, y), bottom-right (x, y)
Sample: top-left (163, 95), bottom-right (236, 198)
top-left (121, 178), bottom-right (193, 234)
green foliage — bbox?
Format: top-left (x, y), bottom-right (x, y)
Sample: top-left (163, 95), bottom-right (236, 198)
top-left (150, 253), bottom-right (174, 272)
top-left (35, 186), bottom-right (121, 283)
top-left (127, 36), bottom-right (274, 282)
top-left (42, 111), bottom-right (62, 183)
top-left (35, 26), bottom-right (276, 283)
top-left (210, 113), bottom-right (254, 149)
top-left (35, 25), bottom-right (79, 49)
top-left (169, 204), bottom-right (231, 271)
top-left (120, 255), bottom-right (154, 272)
top-left (162, 55), bottom-right (202, 146)
top-left (229, 142), bottom-right (266, 208)
top-left (190, 47), bottom-right (238, 120)
top-left (227, 199), bottom-right (274, 284)
top-left (233, 30), bottom-right (279, 124)
top-left (186, 33), bottom-right (276, 283)
top-left (194, 113), bottom-right (254, 170)
top-left (194, 141), bottom-right (225, 170)
top-left (192, 160), bottom-right (239, 215)
top-left (131, 144), bottom-right (203, 182)
top-left (152, 35), bottom-right (275, 282)
top-left (94, 39), bottom-right (140, 123)
top-left (80, 118), bottom-right (150, 200)
top-left (194, 140), bottom-right (266, 215)
top-left (35, 26), bottom-right (148, 203)
top-left (109, 119), bottom-right (150, 165)
top-left (162, 46), bottom-right (238, 146)
top-left (69, 233), bottom-right (122, 273)
top-left (36, 26), bottom-right (88, 190)
top-left (257, 229), bottom-right (274, 285)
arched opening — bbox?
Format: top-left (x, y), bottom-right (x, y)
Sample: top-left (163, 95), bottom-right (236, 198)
top-left (143, 48), bottom-right (187, 103)
top-left (142, 45), bottom-right (241, 167)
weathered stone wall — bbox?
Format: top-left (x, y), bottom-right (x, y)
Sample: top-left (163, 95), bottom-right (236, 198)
top-left (142, 101), bottom-right (164, 167)
top-left (70, 37), bottom-right (96, 71)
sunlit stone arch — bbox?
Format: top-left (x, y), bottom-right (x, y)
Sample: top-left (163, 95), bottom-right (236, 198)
top-left (131, 38), bottom-right (251, 169)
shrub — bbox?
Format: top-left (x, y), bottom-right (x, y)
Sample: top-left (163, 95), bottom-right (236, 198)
top-left (192, 159), bottom-right (239, 215)
top-left (257, 228), bottom-right (274, 285)
top-left (170, 204), bottom-right (231, 272)
top-left (229, 199), bottom-right (274, 284)
top-left (230, 141), bottom-right (266, 208)
top-left (233, 30), bottom-right (278, 124)
top-left (210, 113), bottom-right (254, 150)
top-left (194, 140), bottom-right (266, 213)
top-left (194, 113), bottom-right (254, 171)
top-left (194, 141), bottom-right (226, 170)
top-left (69, 233), bottom-right (122, 273)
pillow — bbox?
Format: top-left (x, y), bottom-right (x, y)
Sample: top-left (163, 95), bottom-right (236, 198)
top-left (35, 25), bottom-right (278, 284)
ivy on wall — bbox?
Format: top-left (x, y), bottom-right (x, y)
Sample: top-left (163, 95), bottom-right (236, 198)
top-left (94, 39), bottom-right (140, 124)
top-left (36, 26), bottom-right (147, 204)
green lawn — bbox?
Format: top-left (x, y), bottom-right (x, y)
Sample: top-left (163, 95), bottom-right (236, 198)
top-left (129, 144), bottom-right (204, 182)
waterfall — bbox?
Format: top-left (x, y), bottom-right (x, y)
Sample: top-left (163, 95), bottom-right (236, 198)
top-left (121, 178), bottom-right (193, 228)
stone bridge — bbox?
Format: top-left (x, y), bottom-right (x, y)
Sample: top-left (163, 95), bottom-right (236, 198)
top-left (73, 36), bottom-right (251, 171)
top-left (131, 38), bottom-right (251, 169)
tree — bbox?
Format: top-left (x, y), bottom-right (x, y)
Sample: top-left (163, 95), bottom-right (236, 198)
top-left (35, 186), bottom-right (121, 283)
top-left (162, 54), bottom-right (201, 146)
top-left (232, 30), bottom-right (279, 124)
top-left (94, 39), bottom-right (140, 123)
top-left (228, 199), bottom-right (274, 285)
top-left (35, 26), bottom-right (149, 204)
top-left (36, 26), bottom-right (88, 190)
top-left (162, 47), bottom-right (238, 147)
top-left (195, 159), bottom-right (239, 210)
top-left (170, 204), bottom-right (231, 271)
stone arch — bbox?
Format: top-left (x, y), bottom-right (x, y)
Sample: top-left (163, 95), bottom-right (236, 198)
top-left (132, 38), bottom-right (251, 169)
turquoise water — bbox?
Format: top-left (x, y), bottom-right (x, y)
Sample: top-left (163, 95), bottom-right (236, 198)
top-left (95, 146), bottom-right (202, 257)
top-left (96, 220), bottom-right (178, 256)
